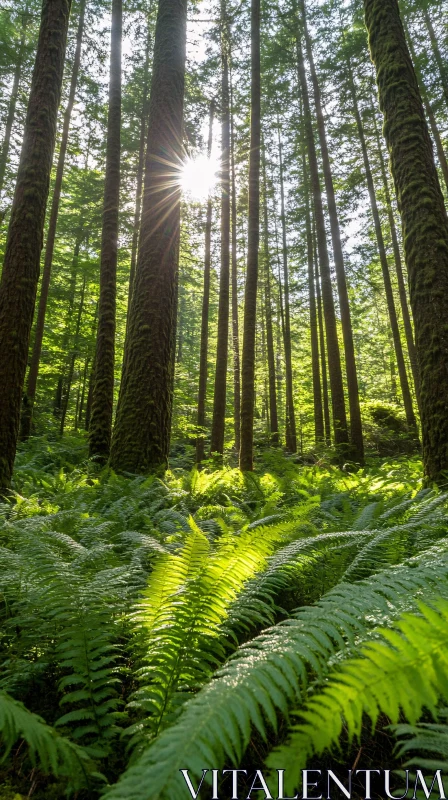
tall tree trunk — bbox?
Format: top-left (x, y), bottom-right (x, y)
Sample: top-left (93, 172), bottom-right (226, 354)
top-left (210, 7), bottom-right (230, 457)
top-left (230, 69), bottom-right (241, 454)
top-left (21, 0), bottom-right (86, 440)
top-left (403, 17), bottom-right (448, 195)
top-left (55, 232), bottom-right (83, 421)
top-left (127, 26), bottom-right (151, 315)
top-left (277, 124), bottom-right (297, 453)
top-left (0, 0), bottom-right (72, 493)
top-left (314, 234), bottom-right (332, 445)
top-left (196, 102), bottom-right (214, 464)
top-left (295, 20), bottom-right (350, 459)
top-left (371, 102), bottom-right (421, 406)
top-left (347, 56), bottom-right (418, 435)
top-left (301, 0), bottom-right (363, 463)
top-left (262, 149), bottom-right (278, 444)
top-left (364, 0), bottom-right (448, 484)
top-left (0, 5), bottom-right (29, 197)
top-left (110, 0), bottom-right (188, 474)
top-left (89, 0), bottom-right (122, 462)
top-left (421, 7), bottom-right (448, 110)
top-left (303, 144), bottom-right (324, 444)
top-left (239, 0), bottom-right (260, 471)
top-left (60, 271), bottom-right (86, 436)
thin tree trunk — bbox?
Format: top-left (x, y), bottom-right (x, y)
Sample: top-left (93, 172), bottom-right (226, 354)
top-left (277, 124), bottom-right (297, 453)
top-left (403, 17), bottom-right (448, 195)
top-left (230, 69), bottom-right (241, 454)
top-left (347, 56), bottom-right (418, 435)
top-left (295, 20), bottom-right (350, 459)
top-left (127, 25), bottom-right (151, 315)
top-left (301, 0), bottom-right (363, 463)
top-left (0, 0), bottom-right (72, 492)
top-left (60, 271), bottom-right (86, 436)
top-left (55, 233), bottom-right (83, 422)
top-left (0, 6), bottom-right (29, 197)
top-left (110, 0), bottom-right (188, 474)
top-left (196, 102), bottom-right (214, 464)
top-left (262, 149), bottom-right (278, 444)
top-left (421, 7), bottom-right (448, 110)
top-left (371, 102), bottom-right (421, 406)
top-left (314, 233), bottom-right (331, 445)
top-left (303, 143), bottom-right (324, 444)
top-left (77, 356), bottom-right (90, 429)
top-left (210, 6), bottom-right (231, 457)
top-left (364, 0), bottom-right (448, 483)
top-left (89, 0), bottom-right (122, 462)
top-left (20, 0), bottom-right (86, 440)
top-left (239, 0), bottom-right (260, 471)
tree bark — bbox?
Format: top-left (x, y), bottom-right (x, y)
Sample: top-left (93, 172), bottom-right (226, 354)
top-left (0, 5), bottom-right (29, 197)
top-left (262, 149), bottom-right (278, 444)
top-left (301, 0), bottom-right (363, 463)
top-left (364, 0), bottom-right (448, 483)
top-left (239, 0), bottom-right (260, 471)
top-left (0, 0), bottom-right (72, 492)
top-left (110, 0), bottom-right (188, 474)
top-left (210, 7), bottom-right (231, 457)
top-left (20, 0), bottom-right (86, 440)
top-left (196, 102), bottom-right (214, 464)
top-left (277, 124), bottom-right (297, 453)
top-left (295, 21), bottom-right (350, 459)
top-left (89, 0), bottom-right (122, 462)
top-left (230, 69), bottom-right (241, 454)
top-left (314, 232), bottom-right (332, 445)
top-left (347, 56), bottom-right (418, 435)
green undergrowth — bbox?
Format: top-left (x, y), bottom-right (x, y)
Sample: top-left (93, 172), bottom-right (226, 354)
top-left (1, 434), bottom-right (447, 798)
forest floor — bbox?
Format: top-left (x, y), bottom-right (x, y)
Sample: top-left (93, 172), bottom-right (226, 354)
top-left (1, 434), bottom-right (445, 800)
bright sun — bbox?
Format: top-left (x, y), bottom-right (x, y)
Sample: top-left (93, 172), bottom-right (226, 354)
top-left (180, 153), bottom-right (219, 201)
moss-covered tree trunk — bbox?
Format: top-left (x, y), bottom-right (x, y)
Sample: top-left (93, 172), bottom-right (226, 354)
top-left (21, 0), bottom-right (86, 441)
top-left (347, 56), bottom-right (418, 436)
top-left (110, 0), bottom-right (187, 474)
top-left (0, 0), bottom-right (72, 493)
top-left (364, 0), bottom-right (448, 483)
top-left (277, 127), bottom-right (297, 453)
top-left (301, 0), bottom-right (363, 463)
top-left (89, 0), bottom-right (122, 462)
top-left (262, 152), bottom-right (278, 445)
top-left (0, 5), bottom-right (29, 197)
top-left (239, 0), bottom-right (260, 471)
top-left (196, 102), bottom-right (214, 464)
top-left (230, 70), bottom-right (241, 454)
top-left (295, 26), bottom-right (349, 459)
top-left (210, 9), bottom-right (230, 457)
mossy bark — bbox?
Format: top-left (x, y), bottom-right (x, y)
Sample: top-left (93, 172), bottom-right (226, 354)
top-left (301, 0), bottom-right (363, 464)
top-left (21, 0), bottom-right (86, 441)
top-left (0, 0), bottom-right (72, 492)
top-left (0, 6), bottom-right (29, 197)
top-left (364, 0), bottom-right (448, 484)
top-left (196, 102), bottom-right (214, 464)
top-left (210, 10), bottom-right (230, 457)
top-left (89, 0), bottom-right (122, 463)
top-left (239, 0), bottom-right (260, 471)
top-left (109, 0), bottom-right (187, 474)
top-left (295, 24), bottom-right (349, 459)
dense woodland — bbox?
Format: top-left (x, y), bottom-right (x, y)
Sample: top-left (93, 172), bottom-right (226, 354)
top-left (1, 0), bottom-right (448, 796)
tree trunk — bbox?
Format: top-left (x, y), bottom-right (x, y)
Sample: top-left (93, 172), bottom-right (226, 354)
top-left (403, 17), bottom-right (448, 196)
top-left (301, 0), bottom-right (363, 463)
top-left (110, 0), bottom-right (188, 474)
top-left (239, 0), bottom-right (260, 471)
top-left (347, 56), bottom-right (418, 435)
top-left (0, 0), bottom-right (72, 492)
top-left (89, 0), bottom-right (122, 463)
top-left (277, 125), bottom-right (297, 453)
top-left (421, 7), bottom-right (448, 111)
top-left (364, 0), bottom-right (448, 483)
top-left (196, 102), bottom-right (214, 464)
top-left (127, 26), bottom-right (151, 315)
top-left (230, 69), bottom-right (241, 454)
top-left (210, 7), bottom-right (231, 457)
top-left (60, 271), bottom-right (86, 436)
top-left (0, 5), bottom-right (29, 197)
top-left (314, 233), bottom-right (332, 445)
top-left (20, 0), bottom-right (86, 441)
top-left (262, 150), bottom-right (278, 444)
top-left (371, 102), bottom-right (421, 406)
top-left (295, 21), bottom-right (350, 459)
